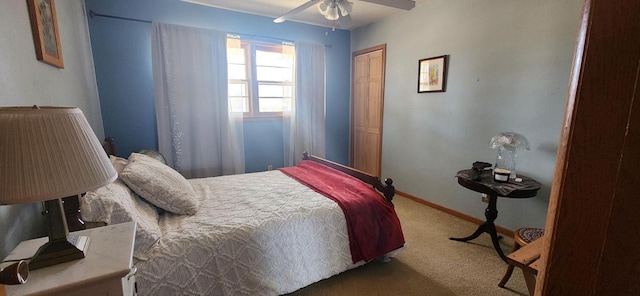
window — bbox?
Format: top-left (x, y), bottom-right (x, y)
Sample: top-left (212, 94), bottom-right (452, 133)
top-left (227, 37), bottom-right (295, 118)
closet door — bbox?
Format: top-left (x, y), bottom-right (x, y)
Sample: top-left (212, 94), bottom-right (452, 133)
top-left (351, 44), bottom-right (386, 177)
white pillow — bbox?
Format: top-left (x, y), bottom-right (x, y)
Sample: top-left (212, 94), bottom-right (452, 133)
top-left (120, 153), bottom-right (199, 215)
top-left (109, 155), bottom-right (128, 176)
top-left (80, 179), bottom-right (161, 260)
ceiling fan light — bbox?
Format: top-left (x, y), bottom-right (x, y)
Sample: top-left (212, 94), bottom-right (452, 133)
top-left (318, 1), bottom-right (329, 14)
top-left (337, 0), bottom-right (352, 16)
top-left (326, 6), bottom-right (339, 20)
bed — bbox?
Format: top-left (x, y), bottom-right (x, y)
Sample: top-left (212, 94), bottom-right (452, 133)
top-left (64, 138), bottom-right (405, 295)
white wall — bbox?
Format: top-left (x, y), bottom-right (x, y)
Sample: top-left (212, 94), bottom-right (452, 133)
top-left (352, 0), bottom-right (583, 230)
top-left (0, 0), bottom-right (102, 258)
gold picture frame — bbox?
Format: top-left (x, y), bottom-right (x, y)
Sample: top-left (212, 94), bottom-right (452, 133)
top-left (418, 55), bottom-right (448, 93)
top-left (27, 0), bottom-right (64, 68)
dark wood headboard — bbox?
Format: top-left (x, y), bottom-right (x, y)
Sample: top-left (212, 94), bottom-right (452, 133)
top-left (102, 137), bottom-right (116, 156)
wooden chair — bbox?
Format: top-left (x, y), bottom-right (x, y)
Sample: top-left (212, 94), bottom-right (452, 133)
top-left (498, 227), bottom-right (544, 294)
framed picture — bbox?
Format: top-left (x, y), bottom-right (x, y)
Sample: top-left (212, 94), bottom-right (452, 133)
top-left (418, 55), bottom-right (447, 93)
top-left (27, 0), bottom-right (64, 68)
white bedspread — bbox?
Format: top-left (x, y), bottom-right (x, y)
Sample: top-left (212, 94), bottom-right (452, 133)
top-left (134, 170), bottom-right (359, 295)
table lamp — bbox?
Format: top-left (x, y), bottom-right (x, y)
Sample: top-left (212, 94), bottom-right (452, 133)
top-left (0, 106), bottom-right (117, 270)
top-left (489, 132), bottom-right (530, 180)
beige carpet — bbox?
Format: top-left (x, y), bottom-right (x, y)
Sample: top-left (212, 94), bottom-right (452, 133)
top-left (289, 196), bottom-right (529, 295)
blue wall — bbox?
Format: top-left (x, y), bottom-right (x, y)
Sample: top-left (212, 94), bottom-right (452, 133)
top-left (85, 0), bottom-right (351, 172)
top-left (352, 0), bottom-right (582, 230)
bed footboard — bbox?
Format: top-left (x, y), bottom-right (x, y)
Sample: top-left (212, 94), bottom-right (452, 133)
top-left (302, 152), bottom-right (395, 203)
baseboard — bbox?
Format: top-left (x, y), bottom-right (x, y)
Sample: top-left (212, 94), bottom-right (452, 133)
top-left (395, 189), bottom-right (513, 237)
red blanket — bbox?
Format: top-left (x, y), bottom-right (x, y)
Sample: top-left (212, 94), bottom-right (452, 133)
top-left (279, 160), bottom-right (405, 263)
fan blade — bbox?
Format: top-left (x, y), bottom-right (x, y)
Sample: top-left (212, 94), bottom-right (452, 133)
top-left (359, 0), bottom-right (415, 10)
top-left (274, 0), bottom-right (322, 23)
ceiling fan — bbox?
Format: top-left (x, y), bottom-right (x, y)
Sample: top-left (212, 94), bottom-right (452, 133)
top-left (273, 0), bottom-right (415, 28)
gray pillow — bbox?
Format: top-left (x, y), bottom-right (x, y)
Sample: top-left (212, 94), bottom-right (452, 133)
top-left (120, 153), bottom-right (199, 215)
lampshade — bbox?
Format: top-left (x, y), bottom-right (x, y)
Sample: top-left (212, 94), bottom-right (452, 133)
top-left (489, 132), bottom-right (530, 151)
top-left (326, 5), bottom-right (339, 21)
top-left (0, 106), bottom-right (117, 271)
top-left (489, 132), bottom-right (529, 180)
top-left (318, 1), bottom-right (329, 14)
top-left (0, 106), bottom-right (117, 205)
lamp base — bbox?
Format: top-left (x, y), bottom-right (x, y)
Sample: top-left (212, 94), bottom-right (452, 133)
top-left (28, 236), bottom-right (89, 270)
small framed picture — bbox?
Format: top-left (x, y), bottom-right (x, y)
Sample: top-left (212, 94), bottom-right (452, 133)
top-left (418, 55), bottom-right (448, 93)
top-left (27, 0), bottom-right (64, 68)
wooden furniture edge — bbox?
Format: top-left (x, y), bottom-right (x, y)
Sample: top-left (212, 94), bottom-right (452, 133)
top-left (507, 237), bottom-right (543, 295)
top-left (303, 151), bottom-right (395, 203)
top-left (507, 237), bottom-right (543, 274)
top-left (396, 189), bottom-right (513, 237)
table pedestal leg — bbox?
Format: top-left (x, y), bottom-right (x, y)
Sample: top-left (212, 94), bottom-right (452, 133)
top-left (449, 194), bottom-right (507, 262)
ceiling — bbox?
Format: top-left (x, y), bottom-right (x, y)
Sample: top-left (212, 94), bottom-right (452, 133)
top-left (181, 0), bottom-right (420, 30)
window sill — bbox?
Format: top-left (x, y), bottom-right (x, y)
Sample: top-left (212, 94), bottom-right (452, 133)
top-left (242, 115), bottom-right (284, 122)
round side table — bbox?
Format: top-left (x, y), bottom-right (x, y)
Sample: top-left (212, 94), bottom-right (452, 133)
top-left (451, 169), bottom-right (542, 262)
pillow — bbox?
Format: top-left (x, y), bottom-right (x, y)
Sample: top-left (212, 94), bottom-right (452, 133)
top-left (137, 149), bottom-right (167, 164)
top-left (109, 155), bottom-right (128, 175)
top-left (80, 179), bottom-right (161, 260)
top-left (120, 153), bottom-right (199, 215)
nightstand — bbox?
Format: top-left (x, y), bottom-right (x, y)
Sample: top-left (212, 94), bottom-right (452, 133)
top-left (2, 222), bottom-right (137, 296)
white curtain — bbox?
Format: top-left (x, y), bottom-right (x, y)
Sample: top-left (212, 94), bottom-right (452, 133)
top-left (152, 22), bottom-right (244, 178)
top-left (284, 42), bottom-right (326, 166)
